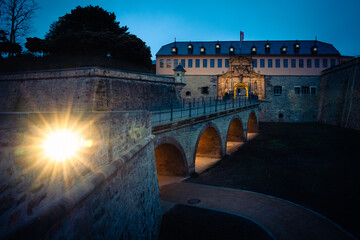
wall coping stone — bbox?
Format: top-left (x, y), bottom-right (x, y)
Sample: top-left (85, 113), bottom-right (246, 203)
top-left (0, 66), bottom-right (174, 84)
top-left (322, 57), bottom-right (360, 76)
top-left (2, 134), bottom-right (155, 240)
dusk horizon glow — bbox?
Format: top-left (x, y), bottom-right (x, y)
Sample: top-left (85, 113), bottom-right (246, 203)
top-left (28, 0), bottom-right (360, 59)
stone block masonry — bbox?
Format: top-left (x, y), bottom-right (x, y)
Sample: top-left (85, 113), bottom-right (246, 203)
top-left (0, 111), bottom-right (162, 239)
top-left (0, 67), bottom-right (180, 112)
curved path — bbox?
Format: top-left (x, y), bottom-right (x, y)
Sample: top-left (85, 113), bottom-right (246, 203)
top-left (160, 182), bottom-right (355, 240)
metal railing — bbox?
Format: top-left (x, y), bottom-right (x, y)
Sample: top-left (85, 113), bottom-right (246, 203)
top-left (151, 96), bottom-right (259, 126)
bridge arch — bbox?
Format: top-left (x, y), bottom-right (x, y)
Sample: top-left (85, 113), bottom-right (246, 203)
top-left (226, 116), bottom-right (245, 154)
top-left (247, 111), bottom-right (258, 140)
top-left (154, 136), bottom-right (188, 176)
top-left (194, 122), bottom-right (224, 173)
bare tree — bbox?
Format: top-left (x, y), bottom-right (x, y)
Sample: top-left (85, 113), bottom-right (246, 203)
top-left (0, 0), bottom-right (38, 45)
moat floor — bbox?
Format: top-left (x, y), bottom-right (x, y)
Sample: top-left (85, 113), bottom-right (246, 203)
top-left (159, 123), bottom-right (360, 239)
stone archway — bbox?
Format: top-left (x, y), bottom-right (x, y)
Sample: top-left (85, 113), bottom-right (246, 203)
top-left (154, 137), bottom-right (187, 186)
top-left (247, 111), bottom-right (258, 141)
top-left (194, 123), bottom-right (223, 173)
top-left (233, 82), bottom-right (249, 99)
top-left (226, 117), bottom-right (245, 154)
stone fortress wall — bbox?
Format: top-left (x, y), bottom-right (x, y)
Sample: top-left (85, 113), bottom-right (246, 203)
top-left (318, 58), bottom-right (360, 130)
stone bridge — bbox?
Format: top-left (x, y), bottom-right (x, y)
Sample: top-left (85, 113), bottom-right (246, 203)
top-left (0, 67), bottom-right (259, 239)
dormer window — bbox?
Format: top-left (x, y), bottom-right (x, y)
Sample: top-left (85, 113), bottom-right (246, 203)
top-left (172, 47), bottom-right (178, 55)
top-left (311, 46), bottom-right (318, 55)
top-left (200, 46), bottom-right (206, 55)
top-left (229, 46), bottom-right (235, 55)
top-left (265, 43), bottom-right (270, 53)
top-left (215, 43), bottom-right (221, 54)
top-left (281, 46), bottom-right (287, 54)
top-left (294, 43), bottom-right (300, 54)
top-left (251, 46), bottom-right (257, 54)
top-left (188, 44), bottom-right (193, 54)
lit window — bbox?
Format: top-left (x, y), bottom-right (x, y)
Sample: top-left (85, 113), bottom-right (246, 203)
top-left (307, 59), bottom-right (312, 68)
top-left (310, 87), bottom-right (316, 95)
top-left (291, 59), bottom-right (296, 68)
top-left (274, 86), bottom-right (282, 95)
top-left (294, 43), bottom-right (300, 54)
top-left (181, 59), bottom-right (185, 67)
top-left (210, 59), bottom-right (215, 68)
top-left (311, 46), bottom-right (318, 55)
top-left (225, 59), bottom-right (229, 68)
top-left (218, 59), bottom-right (222, 68)
top-left (251, 46), bottom-right (257, 54)
top-left (281, 46), bottom-right (287, 54)
top-left (201, 87), bottom-right (209, 94)
top-left (276, 59), bottom-right (280, 68)
top-left (268, 59), bottom-right (273, 68)
top-left (253, 59), bottom-right (257, 68)
top-left (188, 44), bottom-right (193, 54)
top-left (315, 59), bottom-right (319, 68)
top-left (203, 59), bottom-right (207, 68)
top-left (295, 87), bottom-right (300, 94)
top-left (215, 43), bottom-right (221, 54)
top-left (195, 59), bottom-right (200, 68)
top-left (166, 59), bottom-right (171, 68)
top-left (160, 59), bottom-right (164, 68)
top-left (174, 59), bottom-right (178, 67)
top-left (200, 47), bottom-right (206, 55)
top-left (323, 59), bottom-right (328, 68)
top-left (265, 43), bottom-right (270, 53)
top-left (188, 59), bottom-right (193, 68)
top-left (283, 59), bottom-right (288, 68)
top-left (299, 59), bottom-right (304, 68)
top-left (301, 86), bottom-right (310, 95)
top-left (260, 59), bottom-right (265, 68)
top-left (229, 46), bottom-right (234, 55)
top-left (172, 47), bottom-right (178, 55)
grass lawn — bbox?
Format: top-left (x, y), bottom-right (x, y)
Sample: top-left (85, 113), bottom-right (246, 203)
top-left (186, 122), bottom-right (360, 238)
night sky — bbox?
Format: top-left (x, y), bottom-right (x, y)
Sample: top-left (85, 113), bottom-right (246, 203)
top-left (30, 0), bottom-right (360, 59)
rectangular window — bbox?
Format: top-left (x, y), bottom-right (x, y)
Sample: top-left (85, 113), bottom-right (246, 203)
top-left (160, 59), bottom-right (164, 68)
top-left (225, 59), bottom-right (229, 68)
top-left (310, 87), bottom-right (317, 95)
top-left (291, 59), bottom-right (296, 68)
top-left (275, 59), bottom-right (280, 68)
top-left (268, 59), bottom-right (273, 68)
top-left (166, 59), bottom-right (171, 68)
top-left (323, 59), bottom-right (328, 68)
top-left (253, 59), bottom-right (257, 68)
top-left (301, 86), bottom-right (310, 95)
top-left (294, 87), bottom-right (300, 95)
top-left (218, 59), bottom-right (222, 68)
top-left (331, 59), bottom-right (336, 67)
top-left (188, 59), bottom-right (193, 68)
top-left (195, 59), bottom-right (200, 68)
top-left (260, 59), bottom-right (265, 68)
top-left (315, 59), bottom-right (319, 68)
top-left (201, 87), bottom-right (209, 94)
top-left (283, 59), bottom-right (288, 68)
top-left (203, 59), bottom-right (207, 68)
top-left (174, 59), bottom-right (178, 67)
top-left (181, 59), bottom-right (185, 67)
top-left (299, 59), bottom-right (304, 68)
top-left (307, 59), bottom-right (312, 68)
top-left (210, 59), bottom-right (215, 68)
top-left (274, 86), bottom-right (282, 95)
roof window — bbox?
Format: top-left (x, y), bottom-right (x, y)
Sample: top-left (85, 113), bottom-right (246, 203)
top-left (251, 46), bottom-right (257, 54)
top-left (200, 46), bottom-right (206, 55)
top-left (229, 46), bottom-right (235, 55)
top-left (294, 43), bottom-right (300, 54)
top-left (265, 43), bottom-right (270, 53)
top-left (215, 43), bottom-right (221, 54)
top-left (281, 46), bottom-right (287, 54)
top-left (188, 44), bottom-right (193, 54)
top-left (171, 47), bottom-right (178, 55)
top-left (311, 46), bottom-right (318, 55)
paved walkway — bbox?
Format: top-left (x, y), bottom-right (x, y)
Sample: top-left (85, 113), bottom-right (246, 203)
top-left (160, 182), bottom-right (355, 240)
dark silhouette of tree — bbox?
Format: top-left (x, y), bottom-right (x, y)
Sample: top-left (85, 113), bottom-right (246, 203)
top-left (25, 37), bottom-right (47, 55)
top-left (33, 5), bottom-right (152, 69)
top-left (0, 0), bottom-right (38, 49)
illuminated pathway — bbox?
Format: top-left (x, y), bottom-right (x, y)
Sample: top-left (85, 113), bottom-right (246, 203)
top-left (160, 182), bottom-right (355, 240)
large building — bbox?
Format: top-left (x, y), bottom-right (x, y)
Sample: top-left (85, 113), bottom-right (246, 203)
top-left (156, 40), bottom-right (352, 122)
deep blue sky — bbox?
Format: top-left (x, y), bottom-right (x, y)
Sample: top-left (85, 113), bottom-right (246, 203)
top-left (31, 0), bottom-right (360, 59)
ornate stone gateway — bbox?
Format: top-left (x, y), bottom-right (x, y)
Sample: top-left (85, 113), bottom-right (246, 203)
top-left (218, 56), bottom-right (265, 100)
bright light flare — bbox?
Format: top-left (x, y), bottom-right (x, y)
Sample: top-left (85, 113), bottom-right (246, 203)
top-left (43, 130), bottom-right (80, 162)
